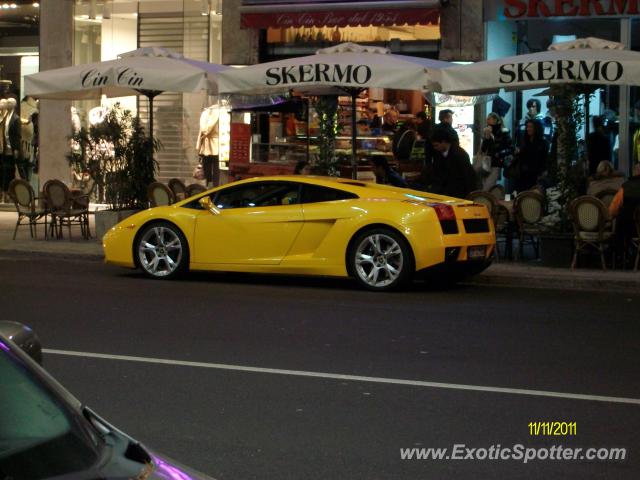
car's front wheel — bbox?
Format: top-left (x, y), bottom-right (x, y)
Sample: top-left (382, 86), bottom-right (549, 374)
top-left (349, 228), bottom-right (414, 291)
top-left (136, 222), bottom-right (188, 279)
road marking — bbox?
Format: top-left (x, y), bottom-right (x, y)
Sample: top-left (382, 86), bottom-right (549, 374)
top-left (44, 348), bottom-right (640, 406)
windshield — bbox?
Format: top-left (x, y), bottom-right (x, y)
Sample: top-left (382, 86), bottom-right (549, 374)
top-left (0, 342), bottom-right (98, 479)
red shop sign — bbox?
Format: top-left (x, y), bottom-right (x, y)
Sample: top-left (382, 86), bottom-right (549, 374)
top-left (241, 7), bottom-right (439, 29)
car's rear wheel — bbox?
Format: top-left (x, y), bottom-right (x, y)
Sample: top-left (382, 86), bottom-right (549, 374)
top-left (136, 222), bottom-right (188, 279)
top-left (349, 228), bottom-right (414, 291)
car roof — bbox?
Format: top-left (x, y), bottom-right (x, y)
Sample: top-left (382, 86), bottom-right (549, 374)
top-left (190, 175), bottom-right (464, 204)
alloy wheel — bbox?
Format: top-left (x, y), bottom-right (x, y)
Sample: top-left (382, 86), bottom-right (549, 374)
top-left (138, 225), bottom-right (184, 277)
top-left (354, 233), bottom-right (404, 288)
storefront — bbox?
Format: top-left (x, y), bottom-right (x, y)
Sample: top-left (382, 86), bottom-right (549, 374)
top-left (484, 0), bottom-right (640, 176)
top-left (70, 0), bottom-right (225, 186)
top-left (226, 0), bottom-right (443, 179)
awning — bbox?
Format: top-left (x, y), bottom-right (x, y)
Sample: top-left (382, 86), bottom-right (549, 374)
top-left (240, 0), bottom-right (440, 29)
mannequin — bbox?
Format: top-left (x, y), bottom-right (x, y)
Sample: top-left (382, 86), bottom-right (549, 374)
top-left (631, 100), bottom-right (640, 165)
top-left (196, 106), bottom-right (220, 187)
top-left (2, 98), bottom-right (20, 197)
top-left (20, 96), bottom-right (38, 181)
top-left (0, 99), bottom-right (7, 201)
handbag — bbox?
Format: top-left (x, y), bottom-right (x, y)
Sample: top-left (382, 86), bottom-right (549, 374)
top-left (473, 153), bottom-right (492, 175)
top-left (192, 163), bottom-right (205, 181)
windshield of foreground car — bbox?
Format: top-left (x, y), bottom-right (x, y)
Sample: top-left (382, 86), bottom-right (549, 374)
top-left (0, 344), bottom-right (98, 480)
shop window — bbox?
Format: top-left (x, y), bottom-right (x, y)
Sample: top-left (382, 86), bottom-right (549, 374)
top-left (267, 24), bottom-right (440, 45)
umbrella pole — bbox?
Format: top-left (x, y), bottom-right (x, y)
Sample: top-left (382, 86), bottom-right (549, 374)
top-left (138, 89), bottom-right (161, 161)
top-left (306, 98), bottom-right (310, 164)
top-left (351, 91), bottom-right (357, 180)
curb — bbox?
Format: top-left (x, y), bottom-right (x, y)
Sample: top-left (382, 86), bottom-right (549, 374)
top-left (468, 268), bottom-right (640, 294)
top-left (0, 247), bottom-right (104, 262)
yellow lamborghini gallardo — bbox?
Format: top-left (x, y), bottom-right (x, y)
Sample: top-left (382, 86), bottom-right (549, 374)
top-left (103, 176), bottom-right (495, 291)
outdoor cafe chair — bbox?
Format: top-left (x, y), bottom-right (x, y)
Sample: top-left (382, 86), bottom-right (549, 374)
top-left (185, 183), bottom-right (207, 197)
top-left (488, 184), bottom-right (506, 201)
top-left (568, 196), bottom-right (614, 270)
top-left (43, 179), bottom-right (91, 240)
top-left (513, 190), bottom-right (546, 260)
top-left (467, 190), bottom-right (502, 259)
top-left (7, 179), bottom-right (48, 240)
top-left (168, 178), bottom-right (188, 201)
top-left (147, 182), bottom-right (174, 207)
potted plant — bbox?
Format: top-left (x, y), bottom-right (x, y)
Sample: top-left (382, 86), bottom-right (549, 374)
top-left (69, 103), bottom-right (160, 239)
top-left (537, 84), bottom-right (592, 266)
top-left (311, 96), bottom-right (340, 176)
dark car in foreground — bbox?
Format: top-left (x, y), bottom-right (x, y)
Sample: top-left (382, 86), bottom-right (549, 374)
top-left (0, 321), bottom-right (215, 480)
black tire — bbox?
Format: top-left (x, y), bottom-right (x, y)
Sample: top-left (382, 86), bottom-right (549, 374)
top-left (348, 228), bottom-right (414, 291)
top-left (135, 222), bottom-right (189, 279)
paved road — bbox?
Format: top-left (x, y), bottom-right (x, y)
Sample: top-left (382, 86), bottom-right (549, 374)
top-left (2, 253), bottom-right (639, 479)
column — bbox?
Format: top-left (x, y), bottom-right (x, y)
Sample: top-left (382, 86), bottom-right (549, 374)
top-left (39, 0), bottom-right (74, 186)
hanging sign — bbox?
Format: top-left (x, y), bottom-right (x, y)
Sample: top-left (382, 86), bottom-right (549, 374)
top-left (485, 0), bottom-right (640, 20)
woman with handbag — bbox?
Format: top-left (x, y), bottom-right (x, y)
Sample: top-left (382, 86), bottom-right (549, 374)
top-left (479, 112), bottom-right (513, 191)
top-left (514, 119), bottom-right (548, 192)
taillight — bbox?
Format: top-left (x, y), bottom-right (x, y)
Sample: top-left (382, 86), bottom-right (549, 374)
top-left (429, 203), bottom-right (456, 221)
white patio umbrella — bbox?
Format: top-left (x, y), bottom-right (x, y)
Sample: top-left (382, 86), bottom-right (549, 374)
top-left (217, 43), bottom-right (453, 178)
top-left (427, 37), bottom-right (640, 96)
top-left (25, 47), bottom-right (228, 143)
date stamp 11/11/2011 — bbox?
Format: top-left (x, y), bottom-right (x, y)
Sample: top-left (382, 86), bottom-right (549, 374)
top-left (529, 421), bottom-right (577, 436)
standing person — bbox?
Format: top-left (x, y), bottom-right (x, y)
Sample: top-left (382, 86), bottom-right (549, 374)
top-left (479, 112), bottom-right (514, 191)
top-left (609, 163), bottom-right (640, 258)
top-left (437, 108), bottom-right (459, 145)
top-left (415, 110), bottom-right (434, 166)
top-left (196, 106), bottom-right (220, 187)
top-left (429, 125), bottom-right (478, 199)
top-left (515, 119), bottom-right (548, 192)
top-left (382, 106), bottom-right (399, 135)
top-left (392, 119), bottom-right (417, 163)
top-left (587, 115), bottom-right (612, 176)
top-left (515, 98), bottom-right (544, 147)
top-left (370, 156), bottom-right (407, 188)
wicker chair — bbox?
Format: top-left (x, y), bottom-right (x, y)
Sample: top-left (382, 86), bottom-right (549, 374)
top-left (168, 178), bottom-right (188, 201)
top-left (7, 179), bottom-right (48, 239)
top-left (595, 188), bottom-right (619, 209)
top-left (513, 190), bottom-right (546, 260)
top-left (43, 179), bottom-right (90, 240)
top-left (147, 182), bottom-right (174, 207)
top-left (568, 196), bottom-right (614, 270)
top-left (185, 183), bottom-right (207, 198)
top-left (488, 184), bottom-right (505, 201)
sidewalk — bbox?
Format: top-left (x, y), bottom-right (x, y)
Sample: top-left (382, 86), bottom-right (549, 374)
top-left (0, 209), bottom-right (638, 293)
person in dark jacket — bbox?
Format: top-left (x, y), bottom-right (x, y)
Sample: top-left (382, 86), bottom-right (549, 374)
top-left (371, 156), bottom-right (408, 188)
top-left (415, 110), bottom-right (434, 166)
top-left (479, 112), bottom-right (513, 190)
top-left (515, 119), bottom-right (548, 191)
top-left (429, 125), bottom-right (478, 199)
top-left (437, 108), bottom-right (459, 146)
top-left (587, 115), bottom-right (612, 176)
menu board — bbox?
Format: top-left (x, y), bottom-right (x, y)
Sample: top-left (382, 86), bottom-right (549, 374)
top-left (230, 123), bottom-right (252, 165)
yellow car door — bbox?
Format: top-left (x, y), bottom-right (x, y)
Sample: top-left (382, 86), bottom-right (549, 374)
top-left (193, 181), bottom-right (304, 265)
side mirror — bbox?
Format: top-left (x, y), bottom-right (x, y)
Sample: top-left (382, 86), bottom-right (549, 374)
top-left (199, 196), bottom-right (220, 215)
top-left (0, 321), bottom-right (42, 365)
